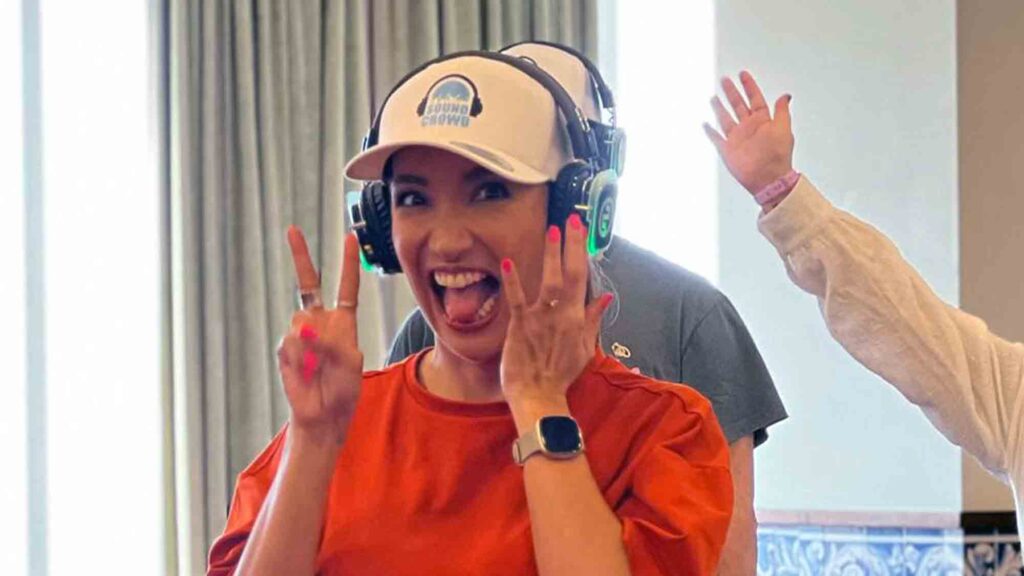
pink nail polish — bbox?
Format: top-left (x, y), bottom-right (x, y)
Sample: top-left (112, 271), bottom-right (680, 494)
top-left (547, 225), bottom-right (561, 243)
top-left (302, 350), bottom-right (318, 380)
top-left (299, 325), bottom-right (318, 341)
top-left (568, 214), bottom-right (582, 231)
top-left (601, 293), bottom-right (615, 307)
top-left (501, 258), bottom-right (513, 274)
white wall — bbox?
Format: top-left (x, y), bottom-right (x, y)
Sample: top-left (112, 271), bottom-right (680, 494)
top-left (715, 0), bottom-right (963, 514)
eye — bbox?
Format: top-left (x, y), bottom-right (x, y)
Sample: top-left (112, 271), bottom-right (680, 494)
top-left (394, 190), bottom-right (426, 208)
top-left (473, 182), bottom-right (510, 202)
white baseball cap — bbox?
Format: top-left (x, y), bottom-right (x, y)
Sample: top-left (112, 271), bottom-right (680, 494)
top-left (500, 43), bottom-right (603, 123)
top-left (344, 54), bottom-right (578, 184)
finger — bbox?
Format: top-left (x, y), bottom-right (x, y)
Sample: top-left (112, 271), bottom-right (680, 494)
top-left (277, 333), bottom-right (308, 385)
top-left (583, 293), bottom-right (614, 348)
top-left (562, 214), bottom-right (588, 307)
top-left (739, 71), bottom-right (769, 115)
top-left (287, 225), bottom-right (321, 294)
top-left (774, 93), bottom-right (793, 132)
top-left (703, 123), bottom-right (727, 156)
top-left (334, 233), bottom-right (362, 347)
top-left (710, 96), bottom-right (737, 136)
top-left (538, 225), bottom-right (565, 306)
top-left (721, 76), bottom-right (751, 119)
top-left (500, 258), bottom-right (527, 316)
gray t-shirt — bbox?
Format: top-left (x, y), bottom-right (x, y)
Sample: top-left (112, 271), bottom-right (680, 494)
top-left (387, 236), bottom-right (787, 446)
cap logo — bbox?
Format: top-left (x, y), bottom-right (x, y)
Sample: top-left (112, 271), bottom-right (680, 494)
top-left (417, 74), bottom-right (482, 128)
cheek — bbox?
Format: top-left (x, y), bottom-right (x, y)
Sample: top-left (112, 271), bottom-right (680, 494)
top-left (391, 215), bottom-right (425, 277)
top-left (504, 220), bottom-right (549, 300)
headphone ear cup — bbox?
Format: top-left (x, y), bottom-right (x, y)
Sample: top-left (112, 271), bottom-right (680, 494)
top-left (357, 181), bottom-right (402, 274)
top-left (470, 97), bottom-right (483, 117)
top-left (550, 161), bottom-right (593, 230)
top-left (584, 170), bottom-right (618, 257)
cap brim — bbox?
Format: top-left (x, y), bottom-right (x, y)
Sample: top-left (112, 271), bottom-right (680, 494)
top-left (344, 139), bottom-right (552, 185)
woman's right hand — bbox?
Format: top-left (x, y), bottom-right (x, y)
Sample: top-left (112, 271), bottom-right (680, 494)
top-left (703, 71), bottom-right (795, 195)
top-left (277, 227), bottom-right (364, 449)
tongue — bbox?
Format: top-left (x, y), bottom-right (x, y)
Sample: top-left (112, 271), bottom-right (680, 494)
top-left (443, 283), bottom-right (491, 324)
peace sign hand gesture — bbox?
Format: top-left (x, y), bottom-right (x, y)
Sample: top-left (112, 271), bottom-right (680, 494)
top-left (277, 227), bottom-right (364, 448)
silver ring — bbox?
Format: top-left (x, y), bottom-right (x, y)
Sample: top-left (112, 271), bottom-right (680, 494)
top-left (547, 299), bottom-right (560, 308)
top-left (336, 299), bottom-right (357, 309)
top-left (297, 288), bottom-right (323, 310)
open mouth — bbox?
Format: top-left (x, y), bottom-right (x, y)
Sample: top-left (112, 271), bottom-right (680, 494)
top-left (431, 269), bottom-right (502, 328)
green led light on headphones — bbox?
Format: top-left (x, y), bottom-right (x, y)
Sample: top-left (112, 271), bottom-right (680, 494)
top-left (358, 249), bottom-right (375, 273)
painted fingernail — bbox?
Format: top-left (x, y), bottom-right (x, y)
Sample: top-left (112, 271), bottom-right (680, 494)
top-left (299, 325), bottom-right (318, 341)
top-left (785, 94), bottom-right (793, 103)
top-left (501, 258), bottom-right (513, 274)
top-left (601, 293), bottom-right (615, 307)
top-left (568, 214), bottom-right (582, 231)
top-left (547, 225), bottom-right (561, 243)
top-left (302, 350), bottom-right (318, 380)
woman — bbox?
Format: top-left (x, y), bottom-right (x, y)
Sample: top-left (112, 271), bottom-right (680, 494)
top-left (704, 72), bottom-right (1023, 532)
top-left (207, 52), bottom-right (733, 575)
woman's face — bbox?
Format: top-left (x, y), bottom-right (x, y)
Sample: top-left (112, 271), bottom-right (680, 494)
top-left (390, 146), bottom-right (549, 364)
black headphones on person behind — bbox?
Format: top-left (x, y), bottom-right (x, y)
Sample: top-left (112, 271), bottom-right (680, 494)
top-left (349, 50), bottom-right (619, 275)
top-left (500, 40), bottom-right (626, 177)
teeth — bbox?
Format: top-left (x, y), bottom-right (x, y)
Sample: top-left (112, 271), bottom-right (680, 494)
top-left (476, 294), bottom-right (498, 319)
top-left (434, 271), bottom-right (486, 289)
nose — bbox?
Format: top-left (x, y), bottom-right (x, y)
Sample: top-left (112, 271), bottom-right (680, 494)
top-left (427, 221), bottom-right (474, 262)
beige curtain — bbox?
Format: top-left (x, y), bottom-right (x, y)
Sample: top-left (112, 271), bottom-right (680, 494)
top-left (167, 0), bottom-right (597, 573)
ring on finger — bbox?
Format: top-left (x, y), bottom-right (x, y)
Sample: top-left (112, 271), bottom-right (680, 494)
top-left (336, 299), bottom-right (357, 309)
top-left (297, 288), bottom-right (323, 310)
top-left (547, 299), bottom-right (560, 309)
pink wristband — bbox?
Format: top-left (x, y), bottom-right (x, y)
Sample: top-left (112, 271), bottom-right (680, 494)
top-left (754, 170), bottom-right (800, 206)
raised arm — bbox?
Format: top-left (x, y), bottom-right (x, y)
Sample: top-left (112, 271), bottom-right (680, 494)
top-left (216, 230), bottom-right (365, 576)
top-left (704, 72), bottom-right (1023, 482)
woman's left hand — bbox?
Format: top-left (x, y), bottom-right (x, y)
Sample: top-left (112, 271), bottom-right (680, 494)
top-left (499, 213), bottom-right (614, 429)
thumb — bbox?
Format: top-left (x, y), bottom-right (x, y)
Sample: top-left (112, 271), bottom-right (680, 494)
top-left (703, 122), bottom-right (727, 157)
top-left (773, 94), bottom-right (792, 131)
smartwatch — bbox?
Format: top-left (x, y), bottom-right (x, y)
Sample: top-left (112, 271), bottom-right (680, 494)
top-left (512, 415), bottom-right (585, 465)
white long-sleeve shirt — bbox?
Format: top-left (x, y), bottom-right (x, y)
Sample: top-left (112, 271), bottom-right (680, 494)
top-left (758, 177), bottom-right (1023, 531)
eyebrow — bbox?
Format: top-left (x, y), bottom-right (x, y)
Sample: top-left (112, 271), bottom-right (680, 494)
top-left (391, 174), bottom-right (428, 186)
top-left (391, 166), bottom-right (499, 187)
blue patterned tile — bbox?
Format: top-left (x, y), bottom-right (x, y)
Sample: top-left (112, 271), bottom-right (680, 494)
top-left (757, 524), bottom-right (967, 575)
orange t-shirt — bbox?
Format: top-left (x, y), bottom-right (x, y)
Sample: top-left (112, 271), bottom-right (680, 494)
top-left (208, 350), bottom-right (733, 575)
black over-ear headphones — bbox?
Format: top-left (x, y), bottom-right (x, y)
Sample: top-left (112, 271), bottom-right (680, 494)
top-left (349, 50), bottom-right (619, 275)
top-left (499, 40), bottom-right (626, 177)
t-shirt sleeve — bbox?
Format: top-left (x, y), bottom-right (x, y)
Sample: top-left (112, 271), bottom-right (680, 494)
top-left (680, 294), bottom-right (787, 446)
top-left (387, 309), bottom-right (435, 365)
top-left (206, 426), bottom-right (288, 576)
top-left (617, 392), bottom-right (734, 576)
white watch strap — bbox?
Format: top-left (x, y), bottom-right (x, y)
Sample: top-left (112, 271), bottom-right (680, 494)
top-left (512, 424), bottom-right (543, 466)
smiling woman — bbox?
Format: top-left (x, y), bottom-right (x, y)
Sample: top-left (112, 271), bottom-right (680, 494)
top-left (207, 51), bottom-right (735, 576)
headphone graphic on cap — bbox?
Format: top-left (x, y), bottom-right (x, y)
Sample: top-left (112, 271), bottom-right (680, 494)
top-left (415, 74), bottom-right (484, 118)
top-left (349, 49), bottom-right (619, 275)
top-left (500, 40), bottom-right (627, 177)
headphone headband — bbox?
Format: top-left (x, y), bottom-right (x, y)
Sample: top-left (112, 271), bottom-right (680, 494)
top-left (499, 40), bottom-right (615, 112)
top-left (363, 50), bottom-right (600, 167)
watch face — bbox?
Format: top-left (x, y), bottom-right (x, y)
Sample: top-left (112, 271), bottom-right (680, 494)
top-left (539, 416), bottom-right (582, 453)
